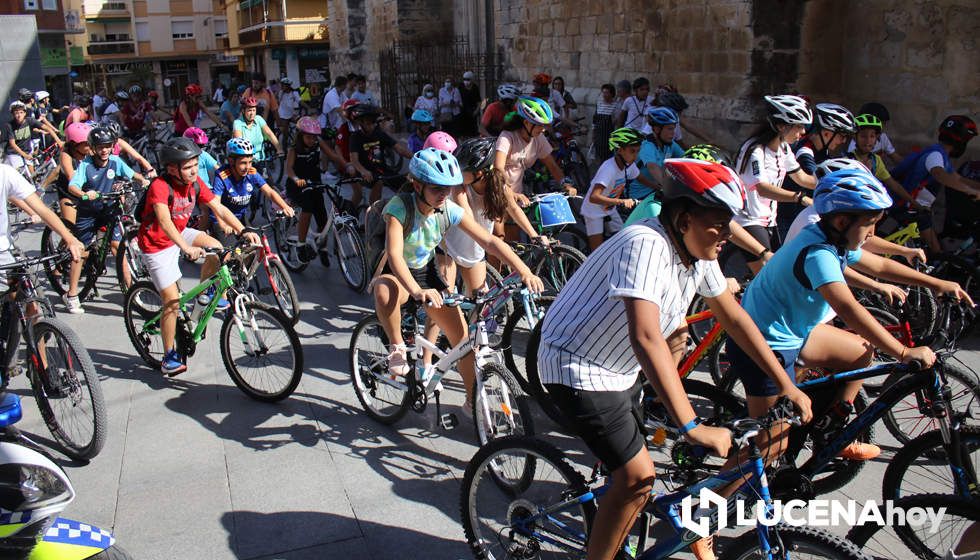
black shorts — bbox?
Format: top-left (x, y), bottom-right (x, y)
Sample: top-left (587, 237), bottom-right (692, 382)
top-left (383, 259), bottom-right (448, 292)
top-left (729, 338), bottom-right (800, 397)
top-left (545, 382), bottom-right (645, 471)
top-left (735, 225), bottom-right (781, 263)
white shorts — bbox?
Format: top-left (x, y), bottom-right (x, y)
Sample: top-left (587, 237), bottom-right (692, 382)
top-left (3, 154), bottom-right (26, 172)
top-left (141, 228), bottom-right (203, 291)
top-left (584, 212), bottom-right (623, 237)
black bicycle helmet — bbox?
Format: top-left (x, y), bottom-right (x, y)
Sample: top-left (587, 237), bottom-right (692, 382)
top-left (104, 120), bottom-right (124, 141)
top-left (87, 126), bottom-right (116, 146)
top-left (453, 137), bottom-right (496, 171)
top-left (657, 91), bottom-right (689, 113)
top-left (159, 137), bottom-right (202, 166)
top-left (857, 102), bottom-right (890, 123)
top-left (17, 88), bottom-right (33, 103)
top-left (348, 104), bottom-right (381, 121)
top-left (76, 95), bottom-right (93, 107)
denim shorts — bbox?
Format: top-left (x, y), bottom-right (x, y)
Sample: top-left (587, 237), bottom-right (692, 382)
top-left (729, 338), bottom-right (801, 397)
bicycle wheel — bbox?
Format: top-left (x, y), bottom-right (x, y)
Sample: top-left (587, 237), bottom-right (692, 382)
top-left (533, 244), bottom-right (586, 293)
top-left (720, 523), bottom-right (869, 560)
top-left (552, 225), bottom-right (589, 255)
top-left (461, 435), bottom-right (595, 560)
top-left (708, 338), bottom-right (731, 386)
top-left (28, 318), bottom-right (107, 461)
top-left (115, 229), bottom-right (148, 294)
top-left (348, 314), bottom-right (411, 424)
top-left (847, 493), bottom-right (979, 560)
top-left (40, 224), bottom-right (74, 297)
top-left (686, 294), bottom-right (715, 346)
top-left (882, 425), bottom-right (980, 500)
top-left (882, 363), bottom-right (980, 444)
top-left (473, 362), bottom-right (534, 445)
top-left (123, 281), bottom-right (166, 368)
top-left (220, 301), bottom-right (303, 402)
top-left (334, 222), bottom-right (368, 292)
top-left (271, 214), bottom-right (309, 273)
top-left (251, 258), bottom-right (300, 325)
top-left (502, 296), bottom-right (555, 394)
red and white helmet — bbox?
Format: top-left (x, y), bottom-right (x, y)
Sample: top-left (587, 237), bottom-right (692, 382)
top-left (182, 127), bottom-right (209, 146)
top-left (661, 158), bottom-right (745, 216)
top-left (423, 131), bottom-right (458, 153)
top-left (296, 116), bottom-right (321, 135)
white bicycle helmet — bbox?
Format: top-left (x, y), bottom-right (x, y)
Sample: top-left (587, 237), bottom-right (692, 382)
top-left (815, 158), bottom-right (867, 180)
top-left (497, 83), bottom-right (520, 100)
top-left (764, 95), bottom-right (812, 127)
top-left (815, 103), bottom-right (857, 134)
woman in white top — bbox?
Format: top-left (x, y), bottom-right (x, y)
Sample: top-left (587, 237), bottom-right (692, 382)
top-left (732, 94), bottom-right (817, 275)
top-left (414, 84), bottom-right (439, 118)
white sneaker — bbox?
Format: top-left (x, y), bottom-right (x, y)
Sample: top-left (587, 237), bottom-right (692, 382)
top-left (63, 295), bottom-right (84, 314)
top-left (386, 344), bottom-right (409, 378)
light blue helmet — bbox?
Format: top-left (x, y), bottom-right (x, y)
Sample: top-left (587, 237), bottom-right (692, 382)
top-left (646, 106), bottom-right (679, 126)
top-left (226, 137), bottom-right (254, 157)
top-left (813, 169), bottom-right (893, 215)
top-left (409, 148), bottom-right (462, 187)
top-left (411, 109), bottom-right (434, 123)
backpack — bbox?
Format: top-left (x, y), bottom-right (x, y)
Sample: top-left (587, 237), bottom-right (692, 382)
top-left (134, 175), bottom-right (201, 224)
top-left (364, 192), bottom-right (449, 280)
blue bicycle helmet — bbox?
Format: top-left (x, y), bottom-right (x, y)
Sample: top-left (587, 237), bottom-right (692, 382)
top-left (646, 106), bottom-right (679, 126)
top-left (813, 169), bottom-right (893, 216)
top-left (226, 137), bottom-right (254, 157)
top-left (515, 96), bottom-right (554, 126)
top-left (411, 109), bottom-right (434, 123)
top-left (410, 148), bottom-right (462, 187)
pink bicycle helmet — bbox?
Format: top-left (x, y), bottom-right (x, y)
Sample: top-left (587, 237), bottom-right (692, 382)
top-left (423, 131), bottom-right (458, 153)
top-left (296, 116), bottom-right (321, 135)
top-left (66, 122), bottom-right (93, 145)
top-left (183, 127), bottom-right (209, 146)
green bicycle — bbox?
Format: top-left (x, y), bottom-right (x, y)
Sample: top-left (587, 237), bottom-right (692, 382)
top-left (122, 244), bottom-right (304, 401)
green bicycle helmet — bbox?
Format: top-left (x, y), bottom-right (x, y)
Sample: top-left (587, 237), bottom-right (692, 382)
top-left (515, 96), bottom-right (554, 126)
top-left (854, 113), bottom-right (883, 131)
top-left (683, 144), bottom-right (734, 169)
top-left (608, 127), bottom-right (644, 151)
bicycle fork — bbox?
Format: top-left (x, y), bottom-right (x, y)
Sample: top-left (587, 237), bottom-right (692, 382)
top-left (231, 296), bottom-right (269, 357)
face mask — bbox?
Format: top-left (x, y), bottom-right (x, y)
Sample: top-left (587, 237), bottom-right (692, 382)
top-left (444, 82), bottom-right (452, 89)
top-left (463, 80), bottom-right (471, 85)
top-left (425, 91), bottom-right (434, 98)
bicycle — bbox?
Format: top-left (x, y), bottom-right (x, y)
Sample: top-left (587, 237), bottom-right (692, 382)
top-left (349, 272), bottom-right (534, 445)
top-left (40, 182), bottom-right (147, 301)
top-left (504, 238), bottom-right (586, 294)
top-left (231, 215), bottom-right (300, 325)
top-left (460, 399), bottom-right (869, 560)
top-left (123, 243), bottom-right (304, 402)
top-left (272, 178), bottom-right (368, 292)
top-left (0, 251), bottom-right (106, 461)
top-left (522, 192), bottom-right (589, 254)
top-left (127, 121), bottom-right (171, 170)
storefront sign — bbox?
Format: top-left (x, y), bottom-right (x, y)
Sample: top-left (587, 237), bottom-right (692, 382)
top-left (100, 62), bottom-right (153, 75)
top-left (41, 48), bottom-right (67, 68)
top-left (69, 46), bottom-right (84, 66)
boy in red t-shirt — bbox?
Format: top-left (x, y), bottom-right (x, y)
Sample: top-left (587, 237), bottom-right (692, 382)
top-left (138, 137), bottom-right (258, 375)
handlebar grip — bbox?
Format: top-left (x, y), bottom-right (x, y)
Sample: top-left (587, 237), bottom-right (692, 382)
top-left (907, 359), bottom-right (925, 372)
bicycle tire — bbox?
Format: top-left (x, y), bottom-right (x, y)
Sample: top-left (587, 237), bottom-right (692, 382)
top-left (847, 493), bottom-right (979, 560)
top-left (39, 224), bottom-right (80, 298)
top-left (28, 318), bottom-right (107, 461)
top-left (882, 424), bottom-right (980, 501)
top-left (460, 435), bottom-right (595, 560)
top-left (473, 361), bottom-right (534, 446)
top-left (708, 338), bottom-right (730, 386)
top-left (334, 222), bottom-right (368, 292)
top-left (533, 243), bottom-right (586, 293)
top-left (123, 280), bottom-right (166, 368)
top-left (553, 225), bottom-right (589, 255)
top-left (349, 314), bottom-right (412, 424)
top-left (719, 523), bottom-right (869, 560)
top-left (114, 229), bottom-right (148, 295)
top-left (252, 258), bottom-right (300, 325)
top-left (882, 362), bottom-right (980, 445)
top-left (502, 295), bottom-right (555, 394)
top-left (220, 301), bottom-right (303, 402)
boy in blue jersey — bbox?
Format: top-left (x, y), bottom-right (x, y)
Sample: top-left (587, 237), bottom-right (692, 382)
top-left (632, 106), bottom-right (683, 200)
top-left (64, 125), bottom-right (147, 313)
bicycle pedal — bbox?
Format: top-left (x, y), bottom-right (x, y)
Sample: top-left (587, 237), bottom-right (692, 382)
top-left (439, 413), bottom-right (458, 430)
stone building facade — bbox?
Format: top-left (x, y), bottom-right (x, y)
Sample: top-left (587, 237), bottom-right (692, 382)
top-left (326, 0), bottom-right (978, 157)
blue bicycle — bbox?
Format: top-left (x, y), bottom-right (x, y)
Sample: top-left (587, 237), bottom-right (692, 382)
top-left (460, 399), bottom-right (869, 560)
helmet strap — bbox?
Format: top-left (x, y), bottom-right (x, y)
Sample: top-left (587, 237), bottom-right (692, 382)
top-left (661, 205), bottom-right (696, 267)
top-left (521, 121), bottom-right (535, 139)
top-left (817, 214), bottom-right (852, 250)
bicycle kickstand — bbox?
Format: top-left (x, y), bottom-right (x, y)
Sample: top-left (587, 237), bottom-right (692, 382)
top-left (434, 388), bottom-right (458, 430)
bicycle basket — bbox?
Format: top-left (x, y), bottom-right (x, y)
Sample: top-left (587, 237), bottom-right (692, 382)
top-left (534, 194), bottom-right (576, 229)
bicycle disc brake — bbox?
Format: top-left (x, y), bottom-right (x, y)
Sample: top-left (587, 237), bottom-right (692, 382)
top-left (175, 322), bottom-right (197, 358)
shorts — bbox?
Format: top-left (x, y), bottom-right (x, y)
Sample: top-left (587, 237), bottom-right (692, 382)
top-left (383, 259), bottom-right (448, 292)
top-left (3, 154), bottom-right (26, 172)
top-left (545, 382), bottom-right (645, 471)
top-left (73, 213), bottom-right (123, 246)
top-left (584, 211), bottom-right (624, 237)
top-left (141, 228), bottom-right (204, 290)
top-left (285, 180), bottom-right (328, 225)
top-left (0, 250), bottom-right (16, 285)
top-left (735, 225), bottom-right (781, 263)
top-left (729, 338), bottom-right (801, 397)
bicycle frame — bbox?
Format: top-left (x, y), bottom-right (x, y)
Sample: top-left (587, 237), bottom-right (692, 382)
top-left (140, 265), bottom-right (235, 345)
top-left (678, 310), bottom-right (725, 377)
top-left (884, 221), bottom-right (920, 247)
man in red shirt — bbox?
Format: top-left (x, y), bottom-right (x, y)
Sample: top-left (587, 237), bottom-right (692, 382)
top-left (480, 83), bottom-right (519, 137)
top-left (137, 137), bottom-right (258, 375)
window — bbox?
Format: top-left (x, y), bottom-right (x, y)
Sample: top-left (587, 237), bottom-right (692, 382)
top-left (23, 0), bottom-right (38, 10)
top-left (171, 20), bottom-right (193, 39)
top-left (213, 19), bottom-right (227, 37)
top-left (135, 21), bottom-right (149, 41)
top-left (41, 0), bottom-right (56, 10)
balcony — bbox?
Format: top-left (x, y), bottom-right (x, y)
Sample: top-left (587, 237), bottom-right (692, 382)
top-left (237, 17), bottom-right (327, 47)
top-left (87, 40), bottom-right (135, 55)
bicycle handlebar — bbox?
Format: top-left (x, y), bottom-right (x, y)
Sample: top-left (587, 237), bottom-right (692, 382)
top-left (0, 251), bottom-right (70, 273)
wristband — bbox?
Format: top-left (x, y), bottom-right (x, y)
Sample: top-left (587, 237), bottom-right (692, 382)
top-left (678, 418), bottom-right (700, 436)
top-left (795, 191), bottom-right (804, 204)
top-left (757, 248), bottom-right (769, 259)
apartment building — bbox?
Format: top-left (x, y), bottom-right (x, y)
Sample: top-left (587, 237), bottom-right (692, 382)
top-left (63, 0), bottom-right (237, 103)
top-left (227, 0), bottom-right (329, 89)
top-left (0, 0), bottom-right (73, 100)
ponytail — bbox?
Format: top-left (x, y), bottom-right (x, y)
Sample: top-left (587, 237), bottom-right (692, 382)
top-left (480, 167), bottom-right (510, 222)
top-left (501, 111), bottom-right (524, 132)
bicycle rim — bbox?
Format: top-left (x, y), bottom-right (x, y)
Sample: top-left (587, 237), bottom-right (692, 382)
top-left (30, 319), bottom-right (106, 460)
top-left (884, 425), bottom-right (980, 499)
top-left (220, 303), bottom-right (302, 401)
top-left (349, 316), bottom-right (410, 424)
top-left (474, 362), bottom-right (533, 445)
top-left (462, 438), bottom-right (593, 560)
top-left (123, 282), bottom-right (166, 368)
top-left (884, 363), bottom-right (980, 444)
top-left (334, 225), bottom-right (367, 292)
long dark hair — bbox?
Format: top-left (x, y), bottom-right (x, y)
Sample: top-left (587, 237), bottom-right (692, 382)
top-left (475, 167), bottom-right (510, 222)
top-left (501, 112), bottom-right (525, 132)
top-left (736, 124), bottom-right (779, 174)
